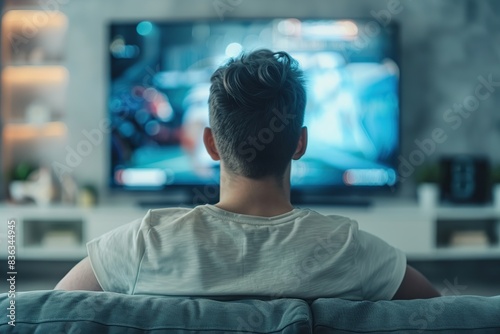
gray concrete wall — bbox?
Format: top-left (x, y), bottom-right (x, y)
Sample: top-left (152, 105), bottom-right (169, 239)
top-left (59, 0), bottom-right (500, 198)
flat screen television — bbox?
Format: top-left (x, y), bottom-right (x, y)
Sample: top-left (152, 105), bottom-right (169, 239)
top-left (108, 18), bottom-right (400, 203)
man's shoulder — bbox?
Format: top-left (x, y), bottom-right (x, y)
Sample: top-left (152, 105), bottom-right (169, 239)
top-left (298, 208), bottom-right (357, 227)
top-left (149, 206), bottom-right (194, 215)
top-left (142, 206), bottom-right (199, 227)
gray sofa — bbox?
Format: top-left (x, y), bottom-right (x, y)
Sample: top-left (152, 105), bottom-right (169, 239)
top-left (1, 291), bottom-right (499, 333)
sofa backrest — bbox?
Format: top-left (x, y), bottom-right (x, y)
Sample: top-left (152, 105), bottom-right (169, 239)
top-left (1, 291), bottom-right (499, 333)
top-left (0, 290), bottom-right (312, 333)
top-left (312, 296), bottom-right (500, 333)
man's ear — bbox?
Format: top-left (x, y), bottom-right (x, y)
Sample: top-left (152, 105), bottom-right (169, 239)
top-left (203, 127), bottom-right (221, 161)
top-left (292, 127), bottom-right (308, 160)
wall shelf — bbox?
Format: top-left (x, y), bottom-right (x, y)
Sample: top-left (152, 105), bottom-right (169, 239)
top-left (2, 65), bottom-right (68, 84)
top-left (1, 7), bottom-right (69, 199)
top-left (3, 122), bottom-right (67, 140)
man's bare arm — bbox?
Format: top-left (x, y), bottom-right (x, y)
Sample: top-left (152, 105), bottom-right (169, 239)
top-left (392, 265), bottom-right (441, 300)
top-left (54, 257), bottom-right (103, 291)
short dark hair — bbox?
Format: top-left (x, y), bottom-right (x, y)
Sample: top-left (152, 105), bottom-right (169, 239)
top-left (209, 49), bottom-right (306, 179)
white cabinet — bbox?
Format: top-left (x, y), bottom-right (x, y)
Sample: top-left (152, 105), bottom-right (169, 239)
top-left (311, 201), bottom-right (500, 260)
top-left (0, 201), bottom-right (498, 261)
top-left (0, 205), bottom-right (146, 260)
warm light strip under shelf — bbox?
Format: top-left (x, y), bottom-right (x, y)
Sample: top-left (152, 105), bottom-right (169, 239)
top-left (2, 66), bottom-right (69, 85)
top-left (3, 122), bottom-right (67, 140)
top-left (2, 10), bottom-right (68, 30)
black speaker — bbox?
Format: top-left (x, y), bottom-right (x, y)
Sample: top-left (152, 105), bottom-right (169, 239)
top-left (440, 156), bottom-right (491, 204)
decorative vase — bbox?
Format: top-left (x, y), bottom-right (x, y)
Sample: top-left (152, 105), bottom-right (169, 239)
top-left (417, 183), bottom-right (439, 210)
top-left (493, 184), bottom-right (500, 209)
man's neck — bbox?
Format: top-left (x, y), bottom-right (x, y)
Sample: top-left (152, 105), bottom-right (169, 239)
top-left (216, 172), bottom-right (294, 217)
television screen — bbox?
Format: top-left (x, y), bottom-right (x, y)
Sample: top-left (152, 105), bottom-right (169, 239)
top-left (108, 19), bottom-right (399, 192)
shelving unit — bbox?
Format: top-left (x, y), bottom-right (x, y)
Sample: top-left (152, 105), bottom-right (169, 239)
top-left (0, 200), bottom-right (498, 262)
top-left (1, 7), bottom-right (69, 198)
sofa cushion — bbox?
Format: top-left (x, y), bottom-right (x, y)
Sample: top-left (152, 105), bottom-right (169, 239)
top-left (0, 291), bottom-right (312, 334)
top-left (312, 295), bottom-right (500, 333)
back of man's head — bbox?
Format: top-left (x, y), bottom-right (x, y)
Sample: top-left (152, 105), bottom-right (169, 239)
top-left (209, 49), bottom-right (306, 180)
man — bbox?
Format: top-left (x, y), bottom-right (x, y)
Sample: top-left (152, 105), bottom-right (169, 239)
top-left (56, 50), bottom-right (440, 300)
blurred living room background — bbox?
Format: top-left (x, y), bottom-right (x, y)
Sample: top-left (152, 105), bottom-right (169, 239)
top-left (0, 0), bottom-right (500, 294)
